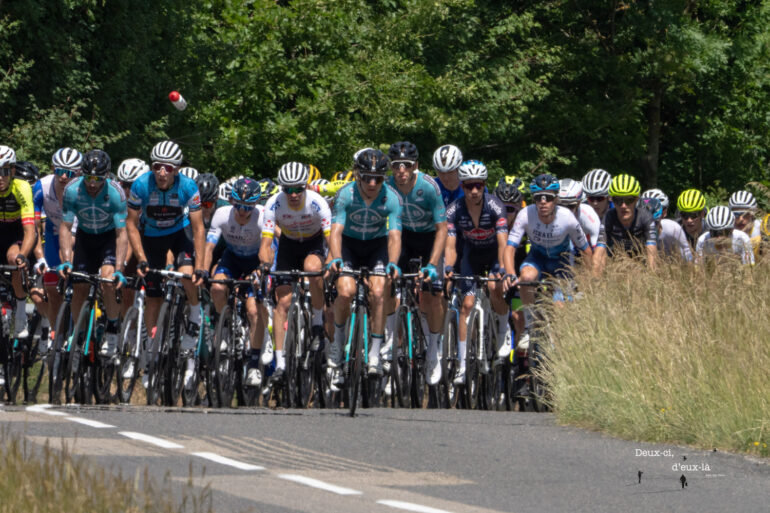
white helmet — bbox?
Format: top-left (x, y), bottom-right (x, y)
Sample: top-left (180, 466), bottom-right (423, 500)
top-left (226, 174), bottom-right (243, 185)
top-left (353, 147), bottom-right (375, 163)
top-left (218, 181), bottom-right (232, 202)
top-left (705, 205), bottom-right (734, 231)
top-left (150, 140), bottom-right (183, 165)
top-left (457, 160), bottom-right (487, 182)
top-left (641, 188), bottom-right (669, 209)
top-left (558, 178), bottom-right (583, 205)
top-left (432, 144), bottom-right (463, 173)
top-left (728, 190), bottom-right (757, 212)
top-left (582, 168), bottom-right (611, 196)
top-left (178, 166), bottom-right (199, 180)
top-left (52, 147), bottom-right (83, 170)
top-left (311, 178), bottom-right (332, 200)
top-left (277, 162), bottom-right (309, 186)
top-left (117, 158), bottom-right (150, 183)
top-left (0, 145), bottom-right (17, 167)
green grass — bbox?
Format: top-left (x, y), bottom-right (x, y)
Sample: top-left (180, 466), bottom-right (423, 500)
top-left (542, 255), bottom-right (770, 457)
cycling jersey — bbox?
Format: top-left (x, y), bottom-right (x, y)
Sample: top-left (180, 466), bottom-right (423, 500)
top-left (603, 207), bottom-right (657, 255)
top-left (507, 205), bottom-right (589, 258)
top-left (0, 178), bottom-right (34, 226)
top-left (127, 173), bottom-right (201, 236)
top-left (696, 230), bottom-right (754, 265)
top-left (435, 176), bottom-right (464, 206)
top-left (33, 175), bottom-right (65, 232)
top-left (206, 205), bottom-right (265, 257)
top-left (446, 193), bottom-right (507, 250)
top-left (574, 203), bottom-right (605, 249)
top-left (61, 178), bottom-right (126, 234)
top-left (386, 172), bottom-right (446, 232)
top-left (262, 189), bottom-right (331, 241)
top-left (658, 219), bottom-right (693, 261)
top-left (332, 182), bottom-right (402, 240)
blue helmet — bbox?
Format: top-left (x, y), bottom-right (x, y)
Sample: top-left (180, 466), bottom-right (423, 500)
top-left (230, 177), bottom-right (261, 205)
top-left (639, 197), bottom-right (663, 221)
top-left (530, 173), bottom-right (560, 194)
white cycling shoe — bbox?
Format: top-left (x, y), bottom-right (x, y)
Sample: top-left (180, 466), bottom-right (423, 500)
top-left (261, 343), bottom-right (274, 365)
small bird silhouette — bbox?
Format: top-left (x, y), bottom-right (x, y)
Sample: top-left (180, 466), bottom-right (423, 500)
top-left (683, 456), bottom-right (687, 461)
top-left (638, 470), bottom-right (643, 484)
top-left (680, 474), bottom-right (688, 489)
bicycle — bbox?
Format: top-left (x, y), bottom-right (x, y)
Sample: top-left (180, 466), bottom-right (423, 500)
top-left (115, 276), bottom-right (149, 404)
top-left (181, 285), bottom-right (217, 407)
top-left (437, 282), bottom-right (461, 409)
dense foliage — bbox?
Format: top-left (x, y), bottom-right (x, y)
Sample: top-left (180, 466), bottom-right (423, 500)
top-left (2, 0), bottom-right (769, 198)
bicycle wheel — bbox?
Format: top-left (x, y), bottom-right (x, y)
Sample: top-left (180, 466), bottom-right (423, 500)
top-left (347, 307), bottom-right (364, 417)
top-left (146, 302), bottom-right (171, 406)
top-left (181, 354), bottom-right (202, 407)
top-left (116, 306), bottom-right (141, 404)
top-left (391, 307), bottom-right (411, 408)
top-left (213, 307), bottom-right (237, 408)
top-left (439, 310), bottom-right (459, 409)
top-left (283, 302), bottom-right (300, 408)
top-left (49, 302), bottom-right (72, 405)
top-left (410, 318), bottom-right (427, 409)
top-left (64, 305), bottom-right (91, 404)
top-left (163, 301), bottom-right (186, 406)
top-left (464, 309), bottom-right (481, 410)
top-left (480, 317), bottom-right (498, 411)
top-left (93, 318), bottom-right (117, 404)
top-left (6, 338), bottom-right (23, 404)
top-left (24, 314), bottom-right (49, 404)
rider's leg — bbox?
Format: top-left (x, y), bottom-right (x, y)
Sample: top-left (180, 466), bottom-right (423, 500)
top-left (7, 244), bottom-right (29, 337)
top-left (488, 278), bottom-right (512, 358)
top-left (518, 264), bottom-right (540, 332)
top-left (367, 275), bottom-right (387, 372)
top-left (245, 296), bottom-right (264, 385)
top-left (273, 284), bottom-right (291, 372)
top-left (210, 276), bottom-right (229, 314)
top-left (330, 276), bottom-right (355, 367)
top-left (99, 263), bottom-right (121, 356)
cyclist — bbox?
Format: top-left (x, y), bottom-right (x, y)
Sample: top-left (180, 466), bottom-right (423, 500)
top-left (205, 178), bottom-right (268, 387)
top-left (696, 205), bottom-right (754, 266)
top-left (14, 161), bottom-right (39, 185)
top-left (126, 140), bottom-right (208, 382)
top-left (179, 167), bottom-right (199, 181)
top-left (57, 150), bottom-right (128, 356)
top-left (558, 178), bottom-right (606, 270)
top-left (432, 144), bottom-right (465, 206)
top-left (32, 148), bottom-right (84, 332)
top-left (0, 145), bottom-right (36, 338)
top-left (677, 188), bottom-right (707, 250)
top-left (581, 168), bottom-right (612, 219)
top-left (326, 149), bottom-right (402, 386)
top-left (504, 174), bottom-right (592, 352)
top-left (641, 189), bottom-right (692, 261)
top-left (602, 174), bottom-right (657, 267)
top-left (384, 141), bottom-right (447, 385)
top-left (308, 150), bottom-right (369, 198)
top-left (444, 160), bottom-right (510, 385)
top-left (728, 190), bottom-right (762, 258)
top-left (258, 162), bottom-right (332, 386)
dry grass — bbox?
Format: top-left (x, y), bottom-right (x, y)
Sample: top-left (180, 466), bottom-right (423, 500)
top-left (541, 255), bottom-right (770, 457)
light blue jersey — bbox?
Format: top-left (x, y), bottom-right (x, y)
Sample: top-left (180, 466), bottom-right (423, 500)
top-left (332, 182), bottom-right (402, 240)
top-left (62, 178), bottom-right (126, 234)
top-left (387, 172), bottom-right (446, 233)
top-left (127, 172), bottom-right (201, 236)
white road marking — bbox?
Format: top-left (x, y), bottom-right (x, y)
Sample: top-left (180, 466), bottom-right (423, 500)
top-left (377, 500), bottom-right (456, 513)
top-left (65, 417), bottom-right (115, 429)
top-left (192, 452), bottom-right (264, 471)
top-left (277, 474), bottom-right (362, 495)
top-left (119, 431), bottom-right (184, 449)
top-left (26, 405), bottom-right (68, 416)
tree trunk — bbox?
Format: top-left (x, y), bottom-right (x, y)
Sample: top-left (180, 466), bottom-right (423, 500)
top-left (642, 82), bottom-right (663, 188)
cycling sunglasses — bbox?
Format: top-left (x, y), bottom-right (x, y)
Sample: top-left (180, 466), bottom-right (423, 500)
top-left (390, 160), bottom-right (416, 169)
top-left (611, 196), bottom-right (637, 206)
top-left (359, 174), bottom-right (384, 184)
top-left (533, 193), bottom-right (556, 203)
top-left (733, 210), bottom-right (754, 218)
top-left (55, 167), bottom-right (79, 178)
top-left (681, 212), bottom-right (701, 220)
top-left (0, 165), bottom-right (13, 177)
top-left (84, 174), bottom-right (106, 183)
top-left (587, 195), bottom-right (608, 202)
top-left (151, 162), bottom-right (176, 174)
top-left (505, 205), bottom-right (520, 214)
top-left (232, 202), bottom-right (255, 212)
top-left (284, 185), bottom-right (306, 195)
top-left (462, 181), bottom-right (485, 191)
top-left (709, 229), bottom-right (732, 238)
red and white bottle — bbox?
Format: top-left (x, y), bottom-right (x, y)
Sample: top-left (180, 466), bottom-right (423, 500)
top-left (168, 91), bottom-right (187, 111)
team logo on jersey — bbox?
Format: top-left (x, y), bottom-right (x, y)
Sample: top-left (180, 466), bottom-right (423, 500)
top-left (416, 189), bottom-right (423, 197)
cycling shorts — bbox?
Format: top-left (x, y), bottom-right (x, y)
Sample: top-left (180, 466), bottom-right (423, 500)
top-left (142, 229), bottom-right (195, 297)
top-left (0, 223), bottom-right (23, 259)
top-left (399, 229), bottom-right (442, 292)
top-left (458, 247), bottom-right (501, 296)
top-left (72, 229), bottom-right (116, 275)
top-left (519, 250), bottom-right (572, 280)
top-left (341, 234), bottom-right (387, 273)
top-left (214, 248), bottom-right (260, 280)
top-left (274, 232), bottom-right (325, 287)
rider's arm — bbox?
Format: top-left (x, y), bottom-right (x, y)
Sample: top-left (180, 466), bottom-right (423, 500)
top-left (429, 221), bottom-right (447, 267)
top-left (17, 181), bottom-right (36, 259)
top-left (644, 219), bottom-right (657, 270)
top-left (59, 221), bottom-right (74, 264)
top-left (32, 180), bottom-right (45, 262)
top-left (387, 229), bottom-right (401, 267)
top-left (114, 227), bottom-right (128, 273)
top-left (444, 201), bottom-right (458, 269)
top-left (126, 208), bottom-right (146, 264)
top-left (189, 208), bottom-right (206, 272)
top-left (258, 236), bottom-right (275, 267)
top-left (329, 223), bottom-right (344, 261)
top-left (259, 195), bottom-right (277, 265)
top-left (645, 243), bottom-right (657, 270)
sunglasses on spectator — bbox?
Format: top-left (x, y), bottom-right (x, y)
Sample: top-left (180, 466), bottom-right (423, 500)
top-left (284, 185), bottom-right (306, 195)
top-left (533, 193), bottom-right (556, 203)
top-left (359, 174), bottom-right (384, 184)
top-left (462, 181), bottom-right (485, 191)
top-left (681, 212), bottom-right (701, 220)
top-left (201, 200), bottom-right (215, 209)
top-left (152, 162), bottom-right (176, 174)
top-left (611, 196), bottom-right (637, 206)
top-left (84, 174), bottom-right (105, 183)
top-left (709, 229), bottom-right (732, 238)
top-left (390, 160), bottom-right (416, 169)
top-left (55, 167), bottom-right (79, 178)
top-left (587, 195), bottom-right (608, 202)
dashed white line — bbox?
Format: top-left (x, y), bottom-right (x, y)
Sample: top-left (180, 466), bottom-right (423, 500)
top-left (377, 500), bottom-right (455, 513)
top-left (277, 474), bottom-right (362, 495)
top-left (192, 452), bottom-right (264, 471)
top-left (26, 405), bottom-right (68, 416)
top-left (119, 431), bottom-right (185, 449)
top-left (65, 417), bottom-right (115, 429)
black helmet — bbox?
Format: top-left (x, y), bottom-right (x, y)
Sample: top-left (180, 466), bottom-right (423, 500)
top-left (14, 161), bottom-right (40, 184)
top-left (495, 177), bottom-right (524, 204)
top-left (195, 173), bottom-right (220, 204)
top-left (230, 177), bottom-right (262, 205)
top-left (82, 149), bottom-right (111, 177)
top-left (354, 149), bottom-right (389, 175)
top-left (388, 141), bottom-right (419, 162)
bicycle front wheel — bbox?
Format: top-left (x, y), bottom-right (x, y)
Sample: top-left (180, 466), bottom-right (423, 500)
top-left (64, 305), bottom-right (92, 404)
top-left (49, 302), bottom-right (72, 405)
top-left (213, 307), bottom-right (236, 408)
top-left (465, 309), bottom-right (481, 410)
top-left (347, 306), bottom-right (366, 417)
top-left (391, 307), bottom-right (411, 408)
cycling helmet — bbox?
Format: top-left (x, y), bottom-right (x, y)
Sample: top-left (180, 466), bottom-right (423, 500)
top-left (677, 189), bottom-right (706, 213)
top-left (311, 178), bottom-right (332, 200)
top-left (608, 174), bottom-right (640, 197)
top-left (179, 166), bottom-right (199, 181)
top-left (218, 181), bottom-right (232, 202)
top-left (230, 177), bottom-right (261, 205)
top-left (581, 168), bottom-right (611, 196)
top-left (277, 162), bottom-right (309, 186)
top-left (458, 160), bottom-right (488, 182)
top-left (705, 205), bottom-right (734, 231)
top-left (353, 147), bottom-right (375, 163)
top-left (117, 158), bottom-right (149, 183)
top-left (52, 147), bottom-right (82, 170)
top-left (558, 178), bottom-right (583, 205)
top-left (388, 141), bottom-right (419, 162)
top-left (641, 188), bottom-right (669, 209)
top-left (495, 176), bottom-right (524, 204)
top-left (196, 173), bottom-right (220, 204)
top-left (81, 149), bottom-right (111, 177)
top-left (728, 190), bottom-right (757, 212)
top-left (307, 164), bottom-right (321, 183)
top-left (0, 145), bottom-right (16, 167)
top-left (150, 140), bottom-right (183, 165)
top-left (14, 161), bottom-right (39, 184)
top-left (639, 197), bottom-right (663, 221)
top-left (333, 171), bottom-right (347, 181)
top-left (529, 173), bottom-right (560, 194)
top-left (354, 149), bottom-right (389, 175)
top-left (432, 144), bottom-right (463, 173)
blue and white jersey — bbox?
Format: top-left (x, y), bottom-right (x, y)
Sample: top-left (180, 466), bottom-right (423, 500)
top-left (435, 175), bottom-right (464, 207)
top-left (386, 172), bottom-right (446, 233)
top-left (206, 205), bottom-right (265, 258)
top-left (695, 229), bottom-right (753, 265)
top-left (659, 219), bottom-right (693, 261)
top-left (507, 205), bottom-right (589, 259)
top-left (61, 178), bottom-right (126, 234)
top-left (332, 182), bottom-right (402, 240)
top-left (127, 173), bottom-right (201, 236)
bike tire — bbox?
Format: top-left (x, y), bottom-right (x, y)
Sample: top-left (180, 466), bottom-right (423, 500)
top-left (49, 302), bottom-right (72, 405)
top-left (163, 301), bottom-right (186, 406)
top-left (64, 305), bottom-right (91, 404)
top-left (465, 309), bottom-right (481, 410)
top-left (24, 315), bottom-right (49, 404)
top-left (6, 338), bottom-right (23, 404)
top-left (410, 317), bottom-right (426, 409)
top-left (213, 307), bottom-right (237, 408)
top-left (116, 306), bottom-right (141, 404)
top-left (347, 308), bottom-right (364, 417)
top-left (146, 302), bottom-right (171, 406)
top-left (283, 302), bottom-right (300, 408)
top-left (440, 310), bottom-right (459, 409)
top-left (391, 307), bottom-right (411, 408)
top-left (93, 317), bottom-right (116, 405)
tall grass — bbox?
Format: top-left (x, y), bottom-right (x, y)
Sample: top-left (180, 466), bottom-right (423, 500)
top-left (543, 255), bottom-right (770, 457)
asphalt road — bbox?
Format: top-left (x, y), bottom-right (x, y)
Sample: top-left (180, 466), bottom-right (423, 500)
top-left (2, 404), bottom-right (769, 513)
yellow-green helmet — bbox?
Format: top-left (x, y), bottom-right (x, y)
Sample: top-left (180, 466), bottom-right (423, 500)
top-left (608, 174), bottom-right (641, 197)
top-left (677, 188), bottom-right (706, 213)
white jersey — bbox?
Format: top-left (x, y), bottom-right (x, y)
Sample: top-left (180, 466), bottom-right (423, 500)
top-left (574, 203), bottom-right (604, 248)
top-left (695, 229), bottom-right (754, 265)
top-left (658, 219), bottom-right (693, 261)
top-left (206, 205), bottom-right (265, 257)
top-left (507, 205), bottom-right (589, 258)
top-left (262, 189), bottom-right (331, 241)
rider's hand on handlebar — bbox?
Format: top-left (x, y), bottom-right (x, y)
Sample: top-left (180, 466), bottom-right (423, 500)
top-left (137, 260), bottom-right (149, 277)
top-left (113, 270), bottom-right (128, 290)
top-left (34, 257), bottom-right (47, 275)
top-left (193, 269), bottom-right (210, 286)
top-left (57, 261), bottom-right (73, 279)
top-left (325, 258), bottom-right (343, 274)
top-left (15, 253), bottom-right (28, 270)
top-left (386, 262), bottom-right (401, 278)
top-left (420, 263), bottom-right (437, 282)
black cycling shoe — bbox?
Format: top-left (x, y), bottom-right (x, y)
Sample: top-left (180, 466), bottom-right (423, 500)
top-left (310, 325), bottom-right (325, 352)
top-left (269, 368), bottom-right (285, 386)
